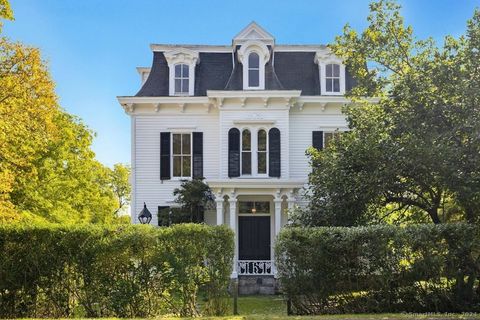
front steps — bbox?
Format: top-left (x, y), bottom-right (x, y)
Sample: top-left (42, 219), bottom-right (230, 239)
top-left (238, 275), bottom-right (278, 295)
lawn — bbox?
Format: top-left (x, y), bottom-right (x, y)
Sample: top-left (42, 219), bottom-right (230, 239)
top-left (198, 295), bottom-right (480, 320)
top-left (17, 296), bottom-right (480, 319)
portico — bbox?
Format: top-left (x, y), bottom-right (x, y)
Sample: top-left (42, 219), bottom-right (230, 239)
top-left (208, 179), bottom-right (303, 279)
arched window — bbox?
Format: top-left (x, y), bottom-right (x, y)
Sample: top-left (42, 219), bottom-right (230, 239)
top-left (174, 64), bottom-right (189, 94)
top-left (241, 129), bottom-right (252, 175)
top-left (257, 129), bottom-right (267, 174)
top-left (325, 64), bottom-right (340, 93)
top-left (248, 52), bottom-right (260, 87)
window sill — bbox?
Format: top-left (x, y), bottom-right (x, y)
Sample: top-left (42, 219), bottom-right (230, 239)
top-left (321, 92), bottom-right (344, 96)
top-left (171, 177), bottom-right (192, 181)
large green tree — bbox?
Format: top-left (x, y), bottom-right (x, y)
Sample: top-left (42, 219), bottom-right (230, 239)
top-left (300, 1), bottom-right (480, 226)
top-left (0, 1), bottom-right (128, 224)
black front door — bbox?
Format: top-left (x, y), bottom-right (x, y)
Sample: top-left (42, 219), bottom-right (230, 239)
top-left (239, 216), bottom-right (270, 260)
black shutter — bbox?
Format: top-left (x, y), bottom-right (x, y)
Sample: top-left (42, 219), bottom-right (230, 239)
top-left (228, 128), bottom-right (240, 178)
top-left (160, 132), bottom-right (171, 180)
top-left (312, 131), bottom-right (324, 150)
top-left (192, 132), bottom-right (203, 179)
top-left (158, 206), bottom-right (170, 226)
top-left (269, 127), bottom-right (281, 177)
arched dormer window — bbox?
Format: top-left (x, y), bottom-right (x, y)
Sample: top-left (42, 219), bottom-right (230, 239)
top-left (315, 51), bottom-right (346, 96)
top-left (238, 41), bottom-right (270, 90)
top-left (174, 64), bottom-right (189, 95)
top-left (248, 53), bottom-right (260, 87)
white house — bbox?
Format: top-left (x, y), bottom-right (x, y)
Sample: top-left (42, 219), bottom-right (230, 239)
top-left (118, 22), bottom-right (355, 293)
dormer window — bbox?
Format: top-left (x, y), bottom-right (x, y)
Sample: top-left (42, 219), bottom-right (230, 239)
top-left (164, 48), bottom-right (199, 96)
top-left (315, 51), bottom-right (346, 96)
top-left (174, 64), bottom-right (189, 95)
top-left (248, 53), bottom-right (260, 87)
top-left (238, 41), bottom-right (270, 90)
top-left (325, 64), bottom-right (340, 93)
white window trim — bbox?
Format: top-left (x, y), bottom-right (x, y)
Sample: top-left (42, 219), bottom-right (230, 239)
top-left (171, 132), bottom-right (193, 180)
top-left (238, 127), bottom-right (270, 178)
top-left (314, 51), bottom-right (346, 96)
top-left (237, 41), bottom-right (270, 90)
top-left (164, 48), bottom-right (199, 97)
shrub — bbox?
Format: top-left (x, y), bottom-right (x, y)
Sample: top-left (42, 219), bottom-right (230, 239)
top-left (0, 223), bottom-right (233, 318)
top-left (275, 223), bottom-right (480, 315)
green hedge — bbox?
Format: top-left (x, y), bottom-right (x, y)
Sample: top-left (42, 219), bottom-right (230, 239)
top-left (0, 223), bottom-right (234, 318)
top-left (275, 223), bottom-right (480, 315)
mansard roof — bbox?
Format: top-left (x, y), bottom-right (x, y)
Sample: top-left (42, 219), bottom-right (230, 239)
top-left (136, 22), bottom-right (356, 97)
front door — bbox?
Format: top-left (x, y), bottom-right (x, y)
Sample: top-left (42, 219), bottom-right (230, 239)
top-left (238, 216), bottom-right (270, 260)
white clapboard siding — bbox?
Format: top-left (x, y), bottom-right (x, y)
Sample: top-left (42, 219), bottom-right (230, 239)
top-left (133, 112), bottom-right (219, 225)
top-left (289, 109), bottom-right (347, 180)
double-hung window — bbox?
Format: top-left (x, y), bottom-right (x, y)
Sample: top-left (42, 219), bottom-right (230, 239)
top-left (241, 129), bottom-right (252, 175)
top-left (257, 129), bottom-right (267, 174)
top-left (325, 64), bottom-right (340, 93)
top-left (324, 131), bottom-right (341, 148)
top-left (248, 52), bottom-right (260, 88)
top-left (174, 64), bottom-right (189, 95)
top-left (172, 133), bottom-right (191, 178)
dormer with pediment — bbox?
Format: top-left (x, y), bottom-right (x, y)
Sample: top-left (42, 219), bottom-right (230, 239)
top-left (164, 48), bottom-right (199, 96)
top-left (233, 22), bottom-right (274, 90)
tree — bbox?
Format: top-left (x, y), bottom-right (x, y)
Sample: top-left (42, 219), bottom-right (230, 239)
top-left (173, 178), bottom-right (214, 223)
top-left (109, 163), bottom-right (131, 216)
top-left (300, 1), bottom-right (480, 226)
top-left (0, 0), bottom-right (126, 224)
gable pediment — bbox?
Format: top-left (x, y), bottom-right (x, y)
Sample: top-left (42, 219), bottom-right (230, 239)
top-left (233, 21), bottom-right (275, 46)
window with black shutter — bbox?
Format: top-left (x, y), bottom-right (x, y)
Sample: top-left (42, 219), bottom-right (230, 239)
top-left (228, 128), bottom-right (240, 177)
top-left (192, 132), bottom-right (203, 178)
top-left (268, 127), bottom-right (281, 177)
top-left (160, 132), bottom-right (171, 180)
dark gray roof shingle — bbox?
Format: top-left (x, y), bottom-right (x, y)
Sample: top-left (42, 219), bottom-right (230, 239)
top-left (135, 49), bottom-right (355, 96)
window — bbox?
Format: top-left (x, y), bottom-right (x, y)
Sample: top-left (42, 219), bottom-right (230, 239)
top-left (172, 133), bottom-right (191, 177)
top-left (241, 129), bottom-right (252, 175)
top-left (257, 129), bottom-right (267, 174)
top-left (248, 52), bottom-right (260, 87)
top-left (174, 64), bottom-right (189, 95)
top-left (325, 64), bottom-right (340, 93)
top-left (239, 201), bottom-right (270, 214)
top-left (324, 131), bottom-right (341, 148)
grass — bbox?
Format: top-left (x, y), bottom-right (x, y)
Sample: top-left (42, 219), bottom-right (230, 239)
top-left (17, 295), bottom-right (480, 319)
top-left (192, 295), bottom-right (480, 320)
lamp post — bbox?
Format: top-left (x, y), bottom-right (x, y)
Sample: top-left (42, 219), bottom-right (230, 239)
top-left (138, 202), bottom-right (152, 224)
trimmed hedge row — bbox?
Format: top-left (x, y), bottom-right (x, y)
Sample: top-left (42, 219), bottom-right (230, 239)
top-left (0, 223), bottom-right (234, 318)
top-left (275, 223), bottom-right (480, 315)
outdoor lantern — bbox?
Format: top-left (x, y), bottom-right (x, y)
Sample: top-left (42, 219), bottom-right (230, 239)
top-left (138, 202), bottom-right (152, 224)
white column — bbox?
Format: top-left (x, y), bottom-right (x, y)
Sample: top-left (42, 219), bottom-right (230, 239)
top-left (273, 194), bottom-right (282, 278)
top-left (274, 196), bottom-right (282, 237)
top-left (215, 197), bottom-right (224, 225)
top-left (229, 196), bottom-right (238, 279)
top-left (287, 191), bottom-right (296, 225)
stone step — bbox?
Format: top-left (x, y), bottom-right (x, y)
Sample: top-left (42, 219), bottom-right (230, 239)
top-left (238, 275), bottom-right (278, 295)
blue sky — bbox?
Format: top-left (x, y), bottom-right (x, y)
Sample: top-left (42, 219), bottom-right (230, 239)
top-left (3, 0), bottom-right (479, 166)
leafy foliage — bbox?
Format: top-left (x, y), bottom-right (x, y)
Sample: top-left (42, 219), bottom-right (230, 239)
top-left (0, 1), bottom-right (129, 224)
top-left (0, 223), bottom-right (234, 318)
top-left (173, 178), bottom-right (214, 223)
top-left (301, 1), bottom-right (480, 226)
top-left (276, 223), bottom-right (480, 315)
top-left (109, 163), bottom-right (131, 216)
